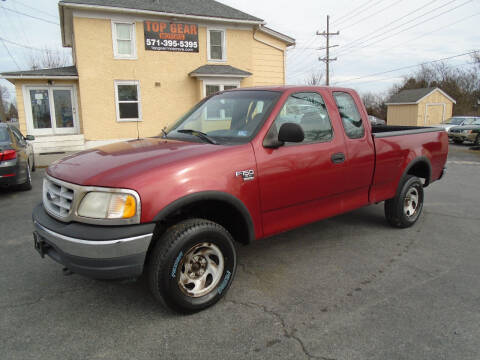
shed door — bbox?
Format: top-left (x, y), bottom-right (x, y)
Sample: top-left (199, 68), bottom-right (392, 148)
top-left (424, 104), bottom-right (445, 125)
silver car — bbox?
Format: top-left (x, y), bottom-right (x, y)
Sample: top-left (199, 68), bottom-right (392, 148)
top-left (434, 116), bottom-right (479, 132)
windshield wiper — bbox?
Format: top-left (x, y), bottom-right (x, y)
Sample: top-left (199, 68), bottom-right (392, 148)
top-left (177, 129), bottom-right (218, 144)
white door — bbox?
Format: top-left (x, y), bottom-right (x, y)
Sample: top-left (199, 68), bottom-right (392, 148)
top-left (25, 86), bottom-right (79, 136)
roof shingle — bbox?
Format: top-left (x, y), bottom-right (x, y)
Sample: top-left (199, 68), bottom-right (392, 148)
top-left (60, 0), bottom-right (263, 22)
top-left (1, 66), bottom-right (78, 78)
top-left (189, 64), bottom-right (252, 77)
top-left (387, 87), bottom-right (438, 104)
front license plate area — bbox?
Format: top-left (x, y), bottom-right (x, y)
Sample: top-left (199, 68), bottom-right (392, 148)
top-left (33, 232), bottom-right (49, 258)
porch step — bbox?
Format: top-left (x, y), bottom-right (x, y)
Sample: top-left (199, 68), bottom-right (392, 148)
top-left (31, 134), bottom-right (86, 154)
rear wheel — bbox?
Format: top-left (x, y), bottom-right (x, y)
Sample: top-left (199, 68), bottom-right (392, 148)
top-left (18, 162), bottom-right (32, 191)
top-left (453, 139), bottom-right (463, 144)
top-left (385, 175), bottom-right (424, 228)
top-left (147, 219), bottom-right (237, 313)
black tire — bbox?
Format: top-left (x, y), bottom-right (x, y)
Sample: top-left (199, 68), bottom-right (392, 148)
top-left (385, 175), bottom-right (424, 228)
top-left (18, 162), bottom-right (32, 191)
top-left (453, 139), bottom-right (463, 144)
top-left (147, 218), bottom-right (237, 313)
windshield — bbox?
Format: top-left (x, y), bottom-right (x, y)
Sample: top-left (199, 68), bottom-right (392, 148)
top-left (0, 127), bottom-right (10, 143)
top-left (473, 118), bottom-right (480, 125)
top-left (445, 117), bottom-right (467, 125)
top-left (166, 90), bottom-right (281, 144)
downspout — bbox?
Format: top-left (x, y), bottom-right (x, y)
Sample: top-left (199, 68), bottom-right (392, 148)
top-left (253, 25), bottom-right (287, 84)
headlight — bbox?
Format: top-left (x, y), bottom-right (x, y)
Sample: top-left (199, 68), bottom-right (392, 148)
top-left (78, 192), bottom-right (137, 219)
top-left (462, 130), bottom-right (472, 134)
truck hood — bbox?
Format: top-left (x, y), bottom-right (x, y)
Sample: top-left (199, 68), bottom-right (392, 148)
top-left (47, 138), bottom-right (222, 187)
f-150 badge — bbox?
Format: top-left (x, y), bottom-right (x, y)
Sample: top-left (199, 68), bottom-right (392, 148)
top-left (235, 169), bottom-right (255, 181)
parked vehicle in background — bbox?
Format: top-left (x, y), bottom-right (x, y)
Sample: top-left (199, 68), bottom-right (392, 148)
top-left (368, 115), bottom-right (386, 126)
top-left (32, 86), bottom-right (448, 313)
top-left (0, 123), bottom-right (35, 190)
top-left (434, 116), bottom-right (479, 132)
top-left (448, 118), bottom-right (480, 144)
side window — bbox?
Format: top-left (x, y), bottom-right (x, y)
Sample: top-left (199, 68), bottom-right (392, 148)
top-left (113, 22), bottom-right (136, 59)
top-left (114, 80), bottom-right (141, 121)
top-left (270, 92), bottom-right (333, 144)
top-left (10, 127), bottom-right (25, 145)
top-left (208, 29), bottom-right (226, 61)
top-left (333, 92), bottom-right (365, 139)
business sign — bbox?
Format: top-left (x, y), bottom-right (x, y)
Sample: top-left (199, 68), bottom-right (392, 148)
top-left (144, 21), bottom-right (199, 52)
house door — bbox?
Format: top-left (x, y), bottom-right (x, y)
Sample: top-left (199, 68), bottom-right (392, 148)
top-left (25, 86), bottom-right (79, 136)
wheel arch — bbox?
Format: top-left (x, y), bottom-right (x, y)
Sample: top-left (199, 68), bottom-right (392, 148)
top-left (151, 191), bottom-right (255, 248)
top-left (401, 156), bottom-right (432, 189)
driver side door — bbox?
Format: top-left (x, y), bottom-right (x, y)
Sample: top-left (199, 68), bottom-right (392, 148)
top-left (254, 91), bottom-right (348, 237)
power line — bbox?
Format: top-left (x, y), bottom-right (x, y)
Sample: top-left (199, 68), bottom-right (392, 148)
top-left (336, 0), bottom-right (474, 57)
top-left (334, 0), bottom-right (377, 24)
top-left (0, 36), bottom-right (46, 51)
top-left (341, 0), bottom-right (406, 31)
top-left (335, 0), bottom-right (453, 56)
top-left (333, 50), bottom-right (478, 85)
top-left (3, 2), bottom-right (30, 68)
top-left (341, 61), bottom-right (476, 87)
top-left (1, 39), bottom-right (21, 70)
top-left (13, 0), bottom-right (58, 19)
top-left (1, 6), bottom-right (59, 25)
top-left (335, 0), bottom-right (391, 27)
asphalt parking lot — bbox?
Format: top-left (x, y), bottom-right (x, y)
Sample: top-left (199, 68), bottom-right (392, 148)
top-left (1, 144), bottom-right (479, 360)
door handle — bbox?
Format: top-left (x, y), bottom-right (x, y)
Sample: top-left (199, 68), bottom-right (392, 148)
top-left (331, 152), bottom-right (345, 164)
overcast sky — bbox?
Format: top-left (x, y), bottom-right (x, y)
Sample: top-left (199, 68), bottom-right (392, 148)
top-left (1, 0), bottom-right (479, 102)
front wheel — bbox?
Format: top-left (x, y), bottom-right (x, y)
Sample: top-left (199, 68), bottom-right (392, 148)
top-left (385, 175), bottom-right (424, 228)
top-left (147, 219), bottom-right (237, 313)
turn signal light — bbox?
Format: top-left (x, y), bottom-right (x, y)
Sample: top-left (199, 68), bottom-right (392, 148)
top-left (0, 149), bottom-right (16, 161)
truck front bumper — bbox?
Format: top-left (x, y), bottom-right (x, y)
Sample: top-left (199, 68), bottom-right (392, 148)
top-left (32, 204), bottom-right (156, 279)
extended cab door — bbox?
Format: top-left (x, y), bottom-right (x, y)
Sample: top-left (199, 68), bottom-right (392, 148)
top-left (254, 91), bottom-right (349, 237)
top-left (331, 90), bottom-right (375, 206)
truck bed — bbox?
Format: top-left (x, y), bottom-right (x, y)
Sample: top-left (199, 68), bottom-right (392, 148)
top-left (371, 125), bottom-right (445, 138)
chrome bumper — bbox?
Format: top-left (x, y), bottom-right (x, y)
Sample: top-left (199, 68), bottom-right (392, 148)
top-left (33, 221), bottom-right (153, 259)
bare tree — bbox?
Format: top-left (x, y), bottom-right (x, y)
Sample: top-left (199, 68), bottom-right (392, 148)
top-left (305, 72), bottom-right (324, 86)
top-left (0, 85), bottom-right (9, 122)
top-left (28, 47), bottom-right (72, 70)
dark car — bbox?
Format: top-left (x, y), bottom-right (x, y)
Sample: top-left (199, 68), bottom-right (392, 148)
top-left (448, 118), bottom-right (480, 145)
top-left (0, 123), bottom-right (35, 190)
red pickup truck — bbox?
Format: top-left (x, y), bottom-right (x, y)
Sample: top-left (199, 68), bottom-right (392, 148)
top-left (32, 86), bottom-right (448, 313)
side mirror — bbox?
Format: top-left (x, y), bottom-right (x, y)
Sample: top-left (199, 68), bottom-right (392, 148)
top-left (278, 122), bottom-right (304, 143)
top-left (25, 135), bottom-right (35, 141)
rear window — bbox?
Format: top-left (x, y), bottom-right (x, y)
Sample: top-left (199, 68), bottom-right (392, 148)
top-left (0, 128), bottom-right (11, 142)
top-left (333, 92), bottom-right (365, 139)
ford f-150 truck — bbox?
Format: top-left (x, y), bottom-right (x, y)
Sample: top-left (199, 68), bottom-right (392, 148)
top-left (32, 86), bottom-right (448, 313)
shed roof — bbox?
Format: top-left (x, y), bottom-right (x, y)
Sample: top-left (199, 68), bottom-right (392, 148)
top-left (0, 66), bottom-right (78, 79)
top-left (189, 64), bottom-right (252, 78)
top-left (59, 0), bottom-right (263, 22)
top-left (386, 87), bottom-right (456, 105)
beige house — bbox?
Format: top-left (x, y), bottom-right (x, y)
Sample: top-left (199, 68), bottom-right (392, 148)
top-left (386, 87), bottom-right (456, 126)
top-left (1, 0), bottom-right (294, 153)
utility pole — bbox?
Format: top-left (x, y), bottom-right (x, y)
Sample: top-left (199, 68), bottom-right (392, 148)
top-left (317, 15), bottom-right (339, 86)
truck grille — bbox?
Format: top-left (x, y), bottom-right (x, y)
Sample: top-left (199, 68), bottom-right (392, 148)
top-left (43, 177), bottom-right (74, 218)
